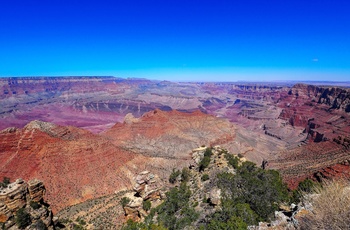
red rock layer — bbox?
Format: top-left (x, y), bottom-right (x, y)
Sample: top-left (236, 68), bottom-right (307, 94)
top-left (104, 109), bottom-right (237, 159)
top-left (0, 121), bottom-right (136, 212)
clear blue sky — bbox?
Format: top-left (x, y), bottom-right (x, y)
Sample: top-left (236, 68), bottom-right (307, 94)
top-left (0, 0), bottom-right (349, 81)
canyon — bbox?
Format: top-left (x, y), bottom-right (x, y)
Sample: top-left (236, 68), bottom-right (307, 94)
top-left (0, 76), bottom-right (350, 216)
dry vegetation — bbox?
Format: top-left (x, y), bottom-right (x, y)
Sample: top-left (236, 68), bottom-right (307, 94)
top-left (299, 179), bottom-right (350, 230)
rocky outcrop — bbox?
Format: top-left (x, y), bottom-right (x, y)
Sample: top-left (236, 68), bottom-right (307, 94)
top-left (0, 179), bottom-right (27, 213)
top-left (122, 171), bottom-right (164, 221)
top-left (28, 179), bottom-right (45, 203)
top-left (0, 178), bottom-right (55, 229)
top-left (209, 188), bottom-right (222, 206)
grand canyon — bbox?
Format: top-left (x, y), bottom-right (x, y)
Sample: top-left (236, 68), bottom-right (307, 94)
top-left (1, 77), bottom-right (350, 228)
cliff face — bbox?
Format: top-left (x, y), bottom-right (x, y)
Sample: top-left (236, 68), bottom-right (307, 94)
top-left (0, 178), bottom-right (55, 229)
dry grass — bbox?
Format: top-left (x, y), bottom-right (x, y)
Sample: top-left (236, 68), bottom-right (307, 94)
top-left (299, 179), bottom-right (350, 230)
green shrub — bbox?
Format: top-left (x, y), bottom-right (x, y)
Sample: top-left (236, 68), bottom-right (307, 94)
top-left (76, 217), bottom-right (86, 226)
top-left (73, 224), bottom-right (84, 230)
top-left (34, 219), bottom-right (47, 230)
top-left (199, 148), bottom-right (213, 171)
top-left (0, 177), bottom-right (10, 188)
top-left (298, 178), bottom-right (317, 193)
top-left (225, 154), bottom-right (240, 168)
top-left (181, 167), bottom-right (190, 182)
top-left (291, 178), bottom-right (319, 203)
top-left (206, 215), bottom-right (248, 230)
top-left (169, 169), bottom-right (181, 184)
top-left (30, 201), bottom-right (41, 210)
top-left (120, 197), bottom-right (130, 208)
top-left (143, 200), bottom-right (152, 211)
top-left (15, 208), bottom-right (31, 229)
top-left (156, 183), bottom-right (198, 229)
top-left (201, 174), bottom-right (209, 181)
top-left (216, 161), bottom-right (289, 221)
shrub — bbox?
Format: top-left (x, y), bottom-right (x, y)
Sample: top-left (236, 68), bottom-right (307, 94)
top-left (199, 148), bottom-right (212, 171)
top-left (201, 174), bottom-right (209, 181)
top-left (156, 183), bottom-right (198, 229)
top-left (122, 219), bottom-right (167, 230)
top-left (120, 197), bottom-right (130, 208)
top-left (299, 179), bottom-right (350, 230)
top-left (216, 161), bottom-right (289, 221)
top-left (73, 224), bottom-right (84, 230)
top-left (204, 147), bottom-right (213, 157)
top-left (206, 215), bottom-right (248, 230)
top-left (15, 208), bottom-right (31, 229)
top-left (298, 178), bottom-right (318, 193)
top-left (208, 198), bottom-right (258, 227)
top-left (0, 177), bottom-right (10, 188)
top-left (169, 169), bottom-right (181, 184)
top-left (143, 200), bottom-right (152, 211)
top-left (181, 167), bottom-right (190, 182)
top-left (291, 178), bottom-right (319, 203)
top-left (225, 154), bottom-right (240, 168)
top-left (76, 217), bottom-right (86, 225)
top-left (30, 201), bottom-right (41, 210)
top-left (34, 219), bottom-right (47, 230)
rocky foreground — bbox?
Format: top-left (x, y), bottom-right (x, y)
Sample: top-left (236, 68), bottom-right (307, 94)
top-left (0, 178), bottom-right (56, 229)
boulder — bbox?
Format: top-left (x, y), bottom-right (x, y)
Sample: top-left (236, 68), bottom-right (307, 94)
top-left (133, 171), bottom-right (162, 200)
top-left (209, 188), bottom-right (221, 206)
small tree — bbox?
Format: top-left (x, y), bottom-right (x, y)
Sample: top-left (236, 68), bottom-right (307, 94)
top-left (0, 177), bottom-right (10, 188)
top-left (120, 197), bottom-right (131, 208)
top-left (199, 148), bottom-right (213, 171)
top-left (169, 169), bottom-right (181, 184)
top-left (201, 174), bottom-right (209, 181)
top-left (143, 200), bottom-right (152, 211)
top-left (30, 201), bottom-right (41, 210)
top-left (15, 208), bottom-right (31, 229)
top-left (181, 167), bottom-right (190, 182)
top-left (34, 219), bottom-right (48, 230)
top-left (225, 154), bottom-right (239, 168)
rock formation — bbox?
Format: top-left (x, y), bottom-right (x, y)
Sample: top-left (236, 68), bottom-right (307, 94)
top-left (0, 178), bottom-right (55, 229)
top-left (122, 171), bottom-right (164, 221)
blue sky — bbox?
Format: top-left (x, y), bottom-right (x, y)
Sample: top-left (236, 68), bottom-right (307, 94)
top-left (0, 0), bottom-right (349, 81)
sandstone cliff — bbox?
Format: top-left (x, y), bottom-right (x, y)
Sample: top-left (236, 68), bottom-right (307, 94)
top-left (0, 178), bottom-right (55, 229)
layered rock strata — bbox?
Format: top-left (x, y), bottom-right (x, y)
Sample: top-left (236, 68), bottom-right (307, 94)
top-left (0, 178), bottom-right (55, 229)
top-left (122, 171), bottom-right (164, 221)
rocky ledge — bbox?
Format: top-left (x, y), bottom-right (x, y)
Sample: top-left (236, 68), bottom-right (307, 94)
top-left (0, 178), bottom-right (56, 229)
top-left (122, 171), bottom-right (165, 222)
